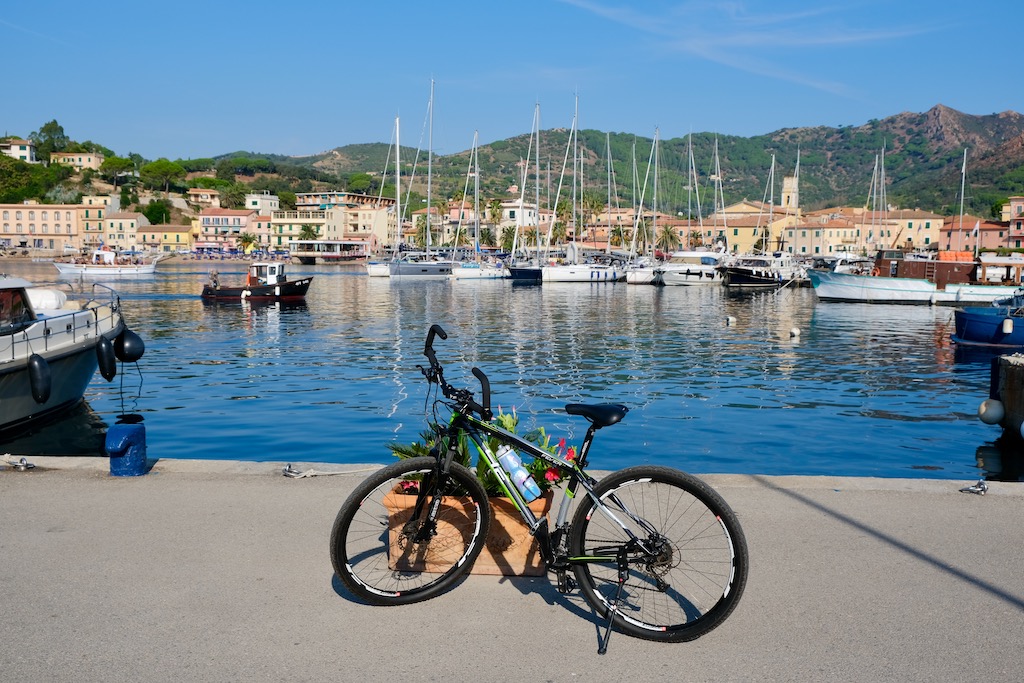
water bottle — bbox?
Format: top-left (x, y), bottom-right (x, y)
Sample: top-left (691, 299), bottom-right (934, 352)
top-left (496, 445), bottom-right (541, 502)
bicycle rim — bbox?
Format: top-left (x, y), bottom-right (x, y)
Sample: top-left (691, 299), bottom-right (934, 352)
top-left (330, 457), bottom-right (490, 605)
top-left (569, 466), bottom-right (748, 641)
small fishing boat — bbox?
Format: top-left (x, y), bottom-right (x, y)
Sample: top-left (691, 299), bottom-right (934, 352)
top-left (201, 262), bottom-right (312, 300)
top-left (1, 275), bottom-right (138, 436)
top-left (53, 248), bottom-right (163, 276)
top-left (952, 289), bottom-right (1024, 348)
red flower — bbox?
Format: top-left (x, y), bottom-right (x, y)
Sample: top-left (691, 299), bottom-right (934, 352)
top-left (565, 446), bottom-right (576, 462)
top-left (544, 467), bottom-right (560, 482)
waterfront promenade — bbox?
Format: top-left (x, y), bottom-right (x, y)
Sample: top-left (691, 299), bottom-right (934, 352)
top-left (2, 457), bottom-right (1022, 682)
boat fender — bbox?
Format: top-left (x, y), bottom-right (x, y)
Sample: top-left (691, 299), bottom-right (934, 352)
top-left (97, 336), bottom-right (117, 381)
top-left (28, 353), bottom-right (51, 403)
top-left (978, 398), bottom-right (1004, 425)
top-left (871, 267), bottom-right (880, 276)
top-left (1002, 318), bottom-right (1014, 335)
top-left (114, 328), bottom-right (145, 363)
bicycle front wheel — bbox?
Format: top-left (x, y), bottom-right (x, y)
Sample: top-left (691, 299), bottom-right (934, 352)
top-left (330, 456), bottom-right (491, 605)
top-left (569, 466), bottom-right (748, 642)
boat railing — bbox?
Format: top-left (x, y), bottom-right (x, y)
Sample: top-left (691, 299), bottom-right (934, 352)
top-left (0, 283), bottom-right (122, 362)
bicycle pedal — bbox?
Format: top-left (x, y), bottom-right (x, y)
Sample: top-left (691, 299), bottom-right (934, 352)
top-left (556, 573), bottom-right (577, 594)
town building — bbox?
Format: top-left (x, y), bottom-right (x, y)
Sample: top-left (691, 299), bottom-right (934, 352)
top-left (50, 151), bottom-right (104, 171)
top-left (196, 207), bottom-right (258, 253)
top-left (0, 139), bottom-right (37, 163)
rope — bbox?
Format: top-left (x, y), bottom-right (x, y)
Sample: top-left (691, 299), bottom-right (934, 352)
top-left (281, 464), bottom-right (382, 478)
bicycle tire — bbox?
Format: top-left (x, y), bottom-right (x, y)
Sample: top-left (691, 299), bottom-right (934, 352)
top-left (569, 465), bottom-right (748, 642)
top-left (330, 456), bottom-right (491, 605)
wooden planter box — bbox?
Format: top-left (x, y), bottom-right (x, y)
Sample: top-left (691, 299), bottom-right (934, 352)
top-left (383, 490), bottom-right (553, 577)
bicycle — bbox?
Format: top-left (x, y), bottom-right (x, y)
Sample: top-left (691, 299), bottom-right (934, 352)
top-left (330, 324), bottom-right (748, 653)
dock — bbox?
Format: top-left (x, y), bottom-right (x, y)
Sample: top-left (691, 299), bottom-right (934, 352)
top-left (2, 457), bottom-right (1023, 682)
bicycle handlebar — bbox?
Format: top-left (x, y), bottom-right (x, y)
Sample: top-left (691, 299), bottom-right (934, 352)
top-left (422, 324), bottom-right (493, 421)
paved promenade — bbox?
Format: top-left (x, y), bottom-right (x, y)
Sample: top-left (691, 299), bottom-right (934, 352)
top-left (2, 457), bottom-right (1023, 682)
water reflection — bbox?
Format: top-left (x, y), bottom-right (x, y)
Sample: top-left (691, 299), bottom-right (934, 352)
top-left (0, 259), bottom-right (1016, 480)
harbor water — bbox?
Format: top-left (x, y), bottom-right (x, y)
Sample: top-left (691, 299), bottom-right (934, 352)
top-left (3, 259), bottom-right (1021, 481)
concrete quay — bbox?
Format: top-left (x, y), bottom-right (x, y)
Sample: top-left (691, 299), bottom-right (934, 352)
top-left (2, 456), bottom-right (1023, 683)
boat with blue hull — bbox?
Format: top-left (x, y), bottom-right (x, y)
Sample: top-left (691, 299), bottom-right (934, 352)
top-left (952, 290), bottom-right (1024, 348)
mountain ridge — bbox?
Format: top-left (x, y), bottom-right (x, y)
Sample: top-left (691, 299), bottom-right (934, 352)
top-left (275, 104), bottom-right (1024, 218)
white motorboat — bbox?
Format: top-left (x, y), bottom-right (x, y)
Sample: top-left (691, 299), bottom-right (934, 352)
top-left (541, 262), bottom-right (624, 282)
top-left (719, 251), bottom-right (808, 288)
top-left (653, 251), bottom-right (725, 286)
top-left (0, 276), bottom-right (138, 435)
top-left (53, 248), bottom-right (162, 276)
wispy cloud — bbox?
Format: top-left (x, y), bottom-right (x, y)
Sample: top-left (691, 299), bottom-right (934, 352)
top-left (559, 0), bottom-right (936, 95)
top-left (0, 18), bottom-right (73, 47)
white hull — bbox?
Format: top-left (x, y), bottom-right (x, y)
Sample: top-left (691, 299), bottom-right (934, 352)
top-left (449, 263), bottom-right (509, 280)
top-left (625, 266), bottom-right (657, 285)
top-left (808, 270), bottom-right (1019, 304)
top-left (541, 264), bottom-right (624, 282)
top-left (53, 262), bottom-right (158, 276)
top-left (365, 262), bottom-right (391, 277)
top-left (655, 266), bottom-right (723, 286)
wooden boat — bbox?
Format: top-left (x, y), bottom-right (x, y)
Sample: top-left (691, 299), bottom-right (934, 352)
top-left (0, 276), bottom-right (133, 436)
top-left (201, 262), bottom-right (312, 300)
top-left (53, 248), bottom-right (163, 276)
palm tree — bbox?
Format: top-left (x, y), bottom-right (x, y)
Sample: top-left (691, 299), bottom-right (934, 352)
top-left (298, 224), bottom-right (320, 241)
top-left (237, 232), bottom-right (259, 254)
top-left (500, 226), bottom-right (517, 252)
top-left (657, 225), bottom-right (678, 252)
top-left (610, 225), bottom-right (628, 247)
top-left (480, 227), bottom-right (496, 248)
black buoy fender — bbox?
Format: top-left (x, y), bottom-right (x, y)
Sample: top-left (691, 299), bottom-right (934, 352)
top-left (97, 336), bottom-right (117, 381)
top-left (28, 353), bottom-right (52, 403)
top-left (114, 328), bottom-right (145, 363)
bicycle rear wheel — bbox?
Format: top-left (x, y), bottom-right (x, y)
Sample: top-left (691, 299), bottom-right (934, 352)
top-left (330, 456), bottom-right (491, 605)
top-left (569, 466), bottom-right (748, 642)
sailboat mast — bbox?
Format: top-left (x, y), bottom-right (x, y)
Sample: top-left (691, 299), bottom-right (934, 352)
top-left (958, 148), bottom-right (967, 252)
top-left (473, 131), bottom-right (480, 255)
top-left (652, 127), bottom-right (659, 258)
top-left (606, 133), bottom-right (613, 254)
top-left (395, 116), bottom-right (401, 256)
top-left (426, 79), bottom-right (434, 257)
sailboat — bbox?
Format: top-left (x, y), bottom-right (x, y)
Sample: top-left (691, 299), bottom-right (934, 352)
top-left (389, 80), bottom-right (454, 280)
top-left (654, 132), bottom-right (725, 286)
top-left (451, 132), bottom-right (509, 280)
top-left (509, 104), bottom-right (544, 283)
top-left (625, 130), bottom-right (659, 285)
top-left (366, 118), bottom-right (401, 277)
top-left (542, 97), bottom-right (623, 283)
top-left (718, 152), bottom-right (806, 288)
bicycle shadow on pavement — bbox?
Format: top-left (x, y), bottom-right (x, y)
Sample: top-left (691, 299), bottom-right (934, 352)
top-left (750, 474), bottom-right (1024, 613)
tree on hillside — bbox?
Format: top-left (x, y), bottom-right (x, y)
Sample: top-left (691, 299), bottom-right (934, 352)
top-left (347, 172), bottom-right (373, 193)
top-left (30, 119), bottom-right (69, 160)
top-left (99, 156), bottom-right (136, 189)
top-left (279, 191), bottom-right (297, 210)
top-left (219, 183), bottom-right (247, 209)
top-left (141, 199), bottom-right (172, 225)
top-left (140, 158), bottom-right (186, 192)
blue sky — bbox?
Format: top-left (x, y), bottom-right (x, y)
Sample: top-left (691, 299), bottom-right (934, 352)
top-left (2, 0), bottom-right (1021, 161)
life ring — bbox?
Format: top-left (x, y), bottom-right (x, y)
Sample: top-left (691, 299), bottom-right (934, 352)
top-left (871, 267), bottom-right (880, 277)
